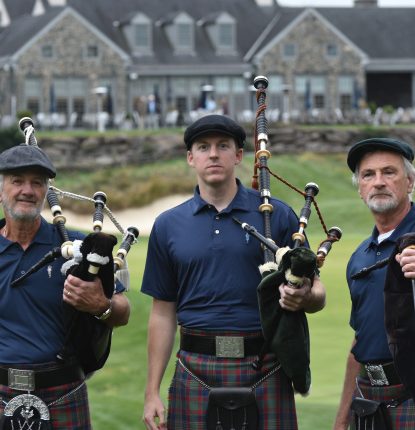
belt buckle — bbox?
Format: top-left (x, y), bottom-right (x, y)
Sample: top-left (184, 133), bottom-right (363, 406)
top-left (365, 364), bottom-right (389, 386)
top-left (8, 368), bottom-right (35, 391)
top-left (215, 336), bottom-right (244, 358)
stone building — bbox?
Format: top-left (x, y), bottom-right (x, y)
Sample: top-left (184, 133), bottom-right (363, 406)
top-left (0, 0), bottom-right (414, 128)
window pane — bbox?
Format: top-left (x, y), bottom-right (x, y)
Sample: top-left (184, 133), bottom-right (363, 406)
top-left (135, 23), bottom-right (149, 47)
top-left (283, 43), bottom-right (296, 57)
top-left (218, 23), bottom-right (232, 47)
top-left (326, 43), bottom-right (338, 57)
top-left (268, 75), bottom-right (283, 93)
top-left (338, 76), bottom-right (353, 93)
top-left (42, 45), bottom-right (53, 58)
top-left (87, 45), bottom-right (98, 57)
top-left (177, 23), bottom-right (191, 47)
top-left (214, 77), bottom-right (230, 93)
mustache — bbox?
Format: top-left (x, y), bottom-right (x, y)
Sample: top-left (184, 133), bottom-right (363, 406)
top-left (368, 191), bottom-right (393, 199)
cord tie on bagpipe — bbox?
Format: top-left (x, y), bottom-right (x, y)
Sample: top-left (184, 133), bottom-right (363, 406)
top-left (10, 117), bottom-right (139, 375)
top-left (234, 77), bottom-right (342, 395)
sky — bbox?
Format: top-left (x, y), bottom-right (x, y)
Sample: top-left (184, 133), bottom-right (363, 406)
top-left (274, 0), bottom-right (415, 6)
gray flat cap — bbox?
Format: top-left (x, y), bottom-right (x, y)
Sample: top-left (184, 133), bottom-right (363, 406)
top-left (0, 144), bottom-right (56, 178)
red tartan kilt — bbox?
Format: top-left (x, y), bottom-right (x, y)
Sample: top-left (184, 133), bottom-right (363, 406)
top-left (167, 348), bottom-right (298, 430)
top-left (351, 378), bottom-right (415, 430)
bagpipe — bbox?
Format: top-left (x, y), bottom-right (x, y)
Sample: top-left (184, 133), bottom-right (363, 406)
top-left (11, 117), bottom-right (139, 375)
top-left (233, 76), bottom-right (342, 395)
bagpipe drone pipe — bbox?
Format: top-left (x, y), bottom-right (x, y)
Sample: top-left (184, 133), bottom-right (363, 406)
top-left (234, 77), bottom-right (342, 395)
top-left (11, 117), bottom-right (139, 374)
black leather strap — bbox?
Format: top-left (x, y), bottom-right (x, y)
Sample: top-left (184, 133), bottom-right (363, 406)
top-left (180, 332), bottom-right (264, 357)
top-left (0, 363), bottom-right (85, 390)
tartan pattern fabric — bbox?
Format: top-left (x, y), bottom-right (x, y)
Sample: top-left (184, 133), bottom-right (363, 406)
top-left (167, 345), bottom-right (297, 430)
top-left (350, 378), bottom-right (415, 430)
top-left (0, 380), bottom-right (91, 430)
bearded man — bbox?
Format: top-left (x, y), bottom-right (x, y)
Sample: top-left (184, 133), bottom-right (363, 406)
top-left (334, 138), bottom-right (415, 429)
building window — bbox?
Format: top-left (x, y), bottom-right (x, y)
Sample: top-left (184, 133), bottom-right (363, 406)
top-left (42, 45), bottom-right (53, 58)
top-left (177, 23), bottom-right (192, 48)
top-left (326, 43), bottom-right (338, 57)
top-left (27, 98), bottom-right (40, 114)
top-left (340, 94), bottom-right (352, 111)
top-left (295, 75), bottom-right (326, 110)
top-left (135, 23), bottom-right (150, 48)
top-left (86, 45), bottom-right (99, 58)
top-left (283, 43), bottom-right (296, 59)
top-left (314, 94), bottom-right (325, 108)
top-left (218, 23), bottom-right (233, 48)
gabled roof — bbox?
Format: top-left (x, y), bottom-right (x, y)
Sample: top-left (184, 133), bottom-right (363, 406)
top-left (0, 6), bottom-right (129, 61)
top-left (3, 0), bottom-right (36, 21)
top-left (253, 6), bottom-right (415, 63)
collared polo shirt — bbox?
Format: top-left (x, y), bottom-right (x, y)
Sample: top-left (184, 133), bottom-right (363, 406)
top-left (141, 181), bottom-right (301, 331)
top-left (347, 204), bottom-right (415, 363)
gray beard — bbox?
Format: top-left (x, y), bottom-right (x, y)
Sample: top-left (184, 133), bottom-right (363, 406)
top-left (367, 196), bottom-right (398, 213)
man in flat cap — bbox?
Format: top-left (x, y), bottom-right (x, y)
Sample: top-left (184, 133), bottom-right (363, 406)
top-left (0, 143), bottom-right (130, 429)
top-left (141, 114), bottom-right (326, 429)
top-left (334, 138), bottom-right (415, 429)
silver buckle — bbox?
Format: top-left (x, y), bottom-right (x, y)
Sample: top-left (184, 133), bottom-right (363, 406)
top-left (8, 368), bottom-right (35, 391)
top-left (365, 364), bottom-right (389, 386)
top-left (215, 336), bottom-right (244, 358)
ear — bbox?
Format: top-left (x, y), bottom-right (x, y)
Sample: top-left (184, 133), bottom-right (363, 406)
top-left (235, 148), bottom-right (243, 165)
top-left (187, 150), bottom-right (194, 167)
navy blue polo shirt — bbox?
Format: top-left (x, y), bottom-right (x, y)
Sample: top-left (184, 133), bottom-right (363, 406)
top-left (347, 204), bottom-right (415, 363)
top-left (0, 217), bottom-right (124, 364)
top-left (141, 180), bottom-right (301, 331)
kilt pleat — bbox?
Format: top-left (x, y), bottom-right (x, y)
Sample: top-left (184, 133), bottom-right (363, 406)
top-left (350, 378), bottom-right (415, 430)
top-left (167, 349), bottom-right (297, 430)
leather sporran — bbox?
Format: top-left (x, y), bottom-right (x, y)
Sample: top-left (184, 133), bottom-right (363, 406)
top-left (351, 397), bottom-right (392, 430)
top-left (206, 387), bottom-right (258, 430)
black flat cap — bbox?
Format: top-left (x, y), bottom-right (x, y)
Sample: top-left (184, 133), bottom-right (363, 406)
top-left (184, 114), bottom-right (246, 150)
top-left (0, 144), bottom-right (56, 178)
top-left (347, 137), bottom-right (414, 172)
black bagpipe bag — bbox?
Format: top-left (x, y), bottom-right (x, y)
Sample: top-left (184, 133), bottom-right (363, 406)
top-left (384, 232), bottom-right (415, 402)
top-left (257, 247), bottom-right (317, 395)
top-left (60, 232), bottom-right (117, 374)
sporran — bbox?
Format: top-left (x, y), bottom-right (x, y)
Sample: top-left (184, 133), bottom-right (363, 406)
top-left (0, 393), bottom-right (52, 430)
top-left (351, 397), bottom-right (392, 430)
top-left (206, 387), bottom-right (258, 430)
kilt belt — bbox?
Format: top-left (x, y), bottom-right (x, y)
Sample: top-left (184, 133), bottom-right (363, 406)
top-left (360, 362), bottom-right (401, 386)
top-left (0, 363), bottom-right (85, 391)
top-left (180, 327), bottom-right (264, 358)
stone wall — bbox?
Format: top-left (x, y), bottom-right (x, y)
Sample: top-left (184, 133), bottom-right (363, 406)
top-left (37, 127), bottom-right (415, 171)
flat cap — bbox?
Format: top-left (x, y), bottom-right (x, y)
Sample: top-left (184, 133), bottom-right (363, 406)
top-left (347, 137), bottom-right (414, 172)
top-left (0, 144), bottom-right (56, 178)
top-left (184, 114), bottom-right (246, 150)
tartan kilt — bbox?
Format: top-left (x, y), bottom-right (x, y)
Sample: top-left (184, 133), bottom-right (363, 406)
top-left (350, 377), bottom-right (415, 430)
top-left (167, 349), bottom-right (297, 430)
top-left (0, 380), bottom-right (91, 430)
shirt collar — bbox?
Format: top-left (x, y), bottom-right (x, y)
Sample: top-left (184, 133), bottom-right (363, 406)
top-left (191, 179), bottom-right (251, 215)
top-left (0, 216), bottom-right (53, 253)
top-left (366, 203), bottom-right (415, 249)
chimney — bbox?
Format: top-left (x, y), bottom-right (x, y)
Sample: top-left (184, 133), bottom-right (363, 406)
top-left (354, 0), bottom-right (378, 7)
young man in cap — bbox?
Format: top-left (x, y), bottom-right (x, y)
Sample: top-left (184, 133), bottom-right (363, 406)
top-left (0, 144), bottom-right (130, 429)
top-left (141, 114), bottom-right (326, 429)
top-left (333, 138), bottom-right (415, 429)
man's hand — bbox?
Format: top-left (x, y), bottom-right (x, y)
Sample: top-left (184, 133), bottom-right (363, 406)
top-left (396, 247), bottom-right (415, 279)
top-left (143, 393), bottom-right (167, 430)
top-left (278, 278), bottom-right (312, 312)
top-left (63, 274), bottom-right (109, 315)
